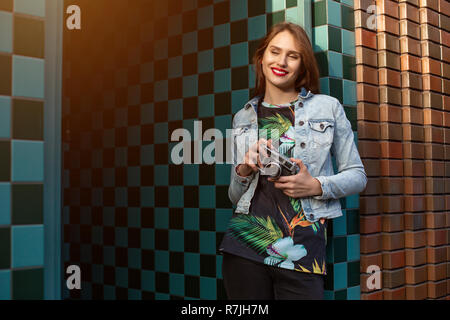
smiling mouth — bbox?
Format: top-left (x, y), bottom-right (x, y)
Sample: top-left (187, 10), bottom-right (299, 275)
top-left (271, 68), bottom-right (288, 76)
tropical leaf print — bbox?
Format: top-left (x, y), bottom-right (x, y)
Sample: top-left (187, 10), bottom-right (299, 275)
top-left (288, 197), bottom-right (321, 234)
top-left (227, 215), bottom-right (284, 255)
top-left (258, 113), bottom-right (291, 141)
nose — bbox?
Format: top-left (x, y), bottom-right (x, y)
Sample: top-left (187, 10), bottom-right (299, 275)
top-left (277, 54), bottom-right (288, 68)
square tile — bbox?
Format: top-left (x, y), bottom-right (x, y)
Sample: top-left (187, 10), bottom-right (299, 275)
top-left (328, 26), bottom-right (342, 52)
top-left (0, 11), bottom-right (12, 53)
top-left (0, 270), bottom-right (11, 299)
top-left (231, 42), bottom-right (248, 67)
top-left (12, 184), bottom-right (43, 224)
top-left (0, 96), bottom-right (11, 138)
top-left (0, 227), bottom-right (10, 269)
top-left (13, 15), bottom-right (44, 58)
top-left (333, 262), bottom-right (347, 291)
top-left (342, 29), bottom-right (355, 55)
top-left (11, 140), bottom-right (44, 181)
top-left (248, 0), bottom-right (266, 17)
top-left (0, 141), bottom-right (10, 181)
top-left (328, 51), bottom-right (343, 78)
top-left (230, 0), bottom-right (247, 22)
top-left (12, 99), bottom-right (43, 140)
top-left (248, 15), bottom-right (267, 41)
top-left (214, 23), bottom-right (230, 48)
top-left (12, 225), bottom-right (43, 268)
top-left (347, 234), bottom-right (360, 261)
top-left (0, 54), bottom-right (11, 95)
top-left (341, 4), bottom-right (354, 30)
top-left (12, 268), bottom-right (43, 299)
top-left (0, 0), bottom-right (13, 11)
top-left (266, 0), bottom-right (285, 12)
top-left (12, 55), bottom-right (44, 99)
top-left (0, 183), bottom-right (11, 225)
top-left (267, 10), bottom-right (285, 30)
top-left (313, 0), bottom-right (327, 27)
top-left (327, 0), bottom-right (341, 27)
top-left (14, 0), bottom-right (45, 17)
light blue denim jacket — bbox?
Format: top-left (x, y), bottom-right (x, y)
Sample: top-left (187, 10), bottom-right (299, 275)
top-left (228, 87), bottom-right (367, 223)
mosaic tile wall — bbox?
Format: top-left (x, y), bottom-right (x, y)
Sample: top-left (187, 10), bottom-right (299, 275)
top-left (0, 0), bottom-right (46, 300)
top-left (62, 0), bottom-right (361, 300)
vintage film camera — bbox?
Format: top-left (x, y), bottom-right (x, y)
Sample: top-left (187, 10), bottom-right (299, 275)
top-left (258, 144), bottom-right (300, 179)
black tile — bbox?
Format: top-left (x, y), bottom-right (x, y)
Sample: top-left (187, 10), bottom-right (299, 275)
top-left (216, 186), bottom-right (231, 208)
top-left (155, 186), bottom-right (169, 207)
top-left (168, 0), bottom-right (182, 15)
top-left (214, 1), bottom-right (229, 25)
top-left (128, 186), bottom-right (141, 207)
top-left (115, 247), bottom-right (128, 267)
top-left (92, 283), bottom-right (104, 299)
top-left (232, 66), bottom-right (249, 90)
top-left (115, 287), bottom-right (128, 300)
top-left (183, 52), bottom-right (198, 76)
top-left (141, 83), bottom-right (154, 103)
top-left (199, 164), bottom-right (215, 185)
top-left (334, 289), bottom-right (347, 300)
top-left (347, 260), bottom-right (360, 287)
top-left (214, 46), bottom-right (230, 70)
top-left (0, 141), bottom-right (10, 181)
top-left (142, 291), bottom-right (155, 299)
top-left (115, 208), bottom-right (128, 227)
top-left (248, 0), bottom-right (265, 17)
top-left (231, 19), bottom-right (247, 44)
top-left (155, 229), bottom-right (169, 250)
top-left (141, 123), bottom-right (154, 145)
top-left (12, 99), bottom-right (44, 140)
top-left (154, 59), bottom-right (168, 81)
top-left (168, 77), bottom-right (182, 100)
top-left (92, 244), bottom-right (103, 264)
top-left (0, 54), bottom-right (11, 95)
top-left (0, 0), bottom-right (13, 11)
top-left (198, 27), bottom-right (214, 51)
top-left (214, 91), bottom-right (231, 116)
top-left (183, 97), bottom-right (198, 119)
top-left (0, 227), bottom-right (10, 269)
top-left (324, 263), bottom-right (333, 291)
top-left (103, 226), bottom-right (115, 246)
top-left (14, 16), bottom-right (45, 58)
top-left (141, 208), bottom-right (154, 228)
top-left (155, 272), bottom-right (169, 293)
top-left (127, 146), bottom-right (140, 166)
top-left (154, 17), bottom-right (168, 40)
top-left (12, 184), bottom-right (43, 225)
top-left (154, 144), bottom-right (168, 164)
top-left (12, 268), bottom-right (43, 300)
top-left (127, 105), bottom-right (141, 126)
top-left (198, 72), bottom-right (214, 95)
top-left (169, 251), bottom-right (184, 274)
top-left (128, 227), bottom-right (141, 248)
top-left (169, 208), bottom-right (184, 229)
top-left (80, 225), bottom-right (92, 244)
top-left (141, 249), bottom-right (155, 270)
top-left (128, 268), bottom-right (141, 289)
top-left (168, 35), bottom-right (182, 57)
top-left (200, 254), bottom-right (216, 277)
top-left (184, 186), bottom-right (198, 208)
top-left (184, 230), bottom-right (199, 253)
top-left (216, 278), bottom-right (227, 300)
top-left (199, 208), bottom-right (215, 231)
top-left (182, 9), bottom-right (197, 33)
top-left (169, 164), bottom-right (183, 185)
top-left (184, 275), bottom-right (200, 298)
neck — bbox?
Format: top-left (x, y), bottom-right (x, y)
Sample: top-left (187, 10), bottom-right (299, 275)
top-left (263, 84), bottom-right (299, 105)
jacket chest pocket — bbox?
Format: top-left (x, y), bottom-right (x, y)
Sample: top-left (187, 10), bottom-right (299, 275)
top-left (308, 119), bottom-right (334, 147)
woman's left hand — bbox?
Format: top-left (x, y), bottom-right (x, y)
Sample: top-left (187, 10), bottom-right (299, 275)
top-left (268, 158), bottom-right (323, 198)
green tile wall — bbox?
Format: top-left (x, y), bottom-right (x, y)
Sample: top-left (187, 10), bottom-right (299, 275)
top-left (0, 0), bottom-right (45, 300)
top-left (61, 0), bottom-right (359, 300)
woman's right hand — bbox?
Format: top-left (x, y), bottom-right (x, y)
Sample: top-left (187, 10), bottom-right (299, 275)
top-left (236, 138), bottom-right (273, 177)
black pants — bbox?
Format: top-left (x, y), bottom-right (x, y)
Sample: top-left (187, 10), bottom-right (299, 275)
top-left (222, 252), bottom-right (324, 300)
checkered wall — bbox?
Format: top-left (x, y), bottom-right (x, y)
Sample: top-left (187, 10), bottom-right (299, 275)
top-left (61, 0), bottom-right (360, 300)
top-left (0, 0), bottom-right (46, 300)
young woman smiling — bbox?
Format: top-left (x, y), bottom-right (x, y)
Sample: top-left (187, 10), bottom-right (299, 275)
top-left (219, 22), bottom-right (367, 300)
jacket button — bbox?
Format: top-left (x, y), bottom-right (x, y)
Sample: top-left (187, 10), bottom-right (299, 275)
top-left (299, 121), bottom-right (304, 126)
top-left (320, 123), bottom-right (324, 129)
top-left (299, 102), bottom-right (303, 107)
top-left (309, 214), bottom-right (314, 220)
top-left (300, 142), bottom-right (306, 148)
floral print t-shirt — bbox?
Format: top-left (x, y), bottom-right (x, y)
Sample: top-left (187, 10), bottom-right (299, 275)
top-left (219, 96), bottom-right (328, 275)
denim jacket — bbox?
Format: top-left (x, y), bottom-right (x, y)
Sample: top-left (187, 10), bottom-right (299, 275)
top-left (228, 87), bottom-right (367, 223)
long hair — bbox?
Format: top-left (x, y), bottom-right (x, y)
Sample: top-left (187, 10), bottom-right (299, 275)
top-left (251, 22), bottom-right (320, 98)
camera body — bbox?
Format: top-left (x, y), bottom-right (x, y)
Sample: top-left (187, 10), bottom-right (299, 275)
top-left (258, 145), bottom-right (300, 179)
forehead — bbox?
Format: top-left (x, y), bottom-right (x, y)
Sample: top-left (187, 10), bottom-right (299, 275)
top-left (268, 30), bottom-right (301, 51)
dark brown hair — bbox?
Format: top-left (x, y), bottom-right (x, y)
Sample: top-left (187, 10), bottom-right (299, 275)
top-left (251, 22), bottom-right (320, 97)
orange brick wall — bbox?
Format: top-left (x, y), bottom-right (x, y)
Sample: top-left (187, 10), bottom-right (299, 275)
top-left (355, 0), bottom-right (450, 300)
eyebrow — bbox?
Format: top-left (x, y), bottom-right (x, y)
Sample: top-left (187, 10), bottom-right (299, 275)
top-left (269, 45), bottom-right (300, 55)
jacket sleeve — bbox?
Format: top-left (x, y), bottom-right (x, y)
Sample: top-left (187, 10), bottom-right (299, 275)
top-left (228, 115), bottom-right (255, 206)
top-left (312, 99), bottom-right (367, 200)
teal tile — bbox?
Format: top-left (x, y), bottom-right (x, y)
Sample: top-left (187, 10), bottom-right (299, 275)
top-left (155, 207), bottom-right (169, 229)
top-left (128, 248), bottom-right (141, 269)
top-left (266, 0), bottom-right (285, 12)
top-left (332, 212), bottom-right (346, 236)
top-left (141, 228), bottom-right (154, 250)
top-left (199, 231), bottom-right (216, 254)
top-left (341, 4), bottom-right (354, 30)
top-left (141, 62), bottom-right (154, 83)
top-left (248, 15), bottom-right (266, 41)
top-left (0, 97), bottom-right (11, 138)
top-left (216, 209), bottom-right (232, 232)
top-left (0, 11), bottom-right (12, 53)
top-left (198, 94), bottom-right (214, 118)
top-left (341, 0), bottom-right (354, 6)
top-left (0, 184), bottom-right (11, 225)
top-left (216, 255), bottom-right (223, 278)
top-left (231, 89), bottom-right (249, 114)
top-left (169, 186), bottom-right (184, 208)
top-left (343, 79), bottom-right (356, 106)
top-left (154, 165), bottom-right (168, 186)
top-left (313, 25), bottom-right (328, 52)
top-left (200, 277), bottom-right (217, 300)
top-left (168, 56), bottom-right (182, 79)
top-left (141, 186), bottom-right (154, 207)
top-left (170, 273), bottom-right (185, 296)
top-left (184, 253), bottom-right (200, 276)
top-left (154, 80), bottom-right (168, 102)
top-left (342, 29), bottom-right (355, 55)
top-left (115, 227), bottom-right (127, 247)
top-left (183, 31), bottom-right (197, 54)
top-left (0, 270), bottom-right (11, 299)
top-left (12, 268), bottom-right (43, 299)
top-left (324, 290), bottom-right (334, 300)
top-left (230, 0), bottom-right (247, 21)
top-left (214, 69), bottom-right (231, 93)
top-left (183, 75), bottom-right (198, 97)
top-left (169, 229), bottom-right (184, 252)
top-left (154, 123), bottom-right (168, 143)
top-left (347, 234), bottom-right (360, 261)
top-left (155, 250), bottom-right (169, 272)
top-left (248, 64), bottom-right (256, 87)
top-left (231, 42), bottom-right (248, 67)
top-left (12, 56), bottom-right (44, 99)
top-left (184, 208), bottom-right (199, 230)
top-left (141, 270), bottom-right (155, 292)
top-left (92, 264), bottom-right (103, 284)
top-left (347, 286), bottom-right (360, 300)
top-left (320, 77), bottom-right (330, 94)
top-left (327, 0), bottom-right (342, 27)
top-left (154, 39), bottom-right (168, 60)
top-left (103, 285), bottom-right (115, 299)
top-left (116, 267), bottom-right (128, 288)
top-left (155, 293), bottom-right (170, 300)
top-left (127, 126), bottom-right (140, 146)
top-left (14, 0), bottom-right (45, 17)
top-left (198, 49), bottom-right (214, 73)
top-left (214, 23), bottom-right (230, 48)
top-left (197, 5), bottom-right (213, 29)
top-left (115, 187), bottom-right (127, 207)
top-left (11, 140), bottom-right (43, 182)
top-left (183, 164), bottom-right (199, 186)
top-left (267, 10), bottom-right (285, 30)
top-left (199, 186), bottom-right (215, 208)
top-left (333, 262), bottom-right (347, 291)
top-left (328, 51), bottom-right (342, 78)
top-left (215, 164), bottom-right (230, 185)
top-left (286, 0), bottom-right (298, 8)
top-left (346, 192), bottom-right (359, 208)
top-left (12, 225), bottom-right (44, 268)
top-left (128, 289), bottom-right (141, 300)
top-left (285, 6), bottom-right (299, 24)
top-left (141, 145), bottom-right (154, 166)
top-left (141, 103), bottom-right (154, 124)
top-left (103, 246), bottom-right (115, 266)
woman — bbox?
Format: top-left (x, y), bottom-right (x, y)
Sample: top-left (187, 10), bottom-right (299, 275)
top-left (219, 22), bottom-right (367, 300)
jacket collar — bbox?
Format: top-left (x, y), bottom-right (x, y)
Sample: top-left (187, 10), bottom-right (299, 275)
top-left (244, 87), bottom-right (313, 111)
